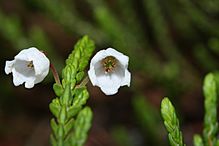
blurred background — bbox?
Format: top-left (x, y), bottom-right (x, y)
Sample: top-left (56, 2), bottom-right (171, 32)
top-left (0, 0), bottom-right (219, 146)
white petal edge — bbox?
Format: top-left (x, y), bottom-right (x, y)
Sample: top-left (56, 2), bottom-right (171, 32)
top-left (121, 69), bottom-right (131, 87)
top-left (96, 73), bottom-right (122, 95)
top-left (34, 71), bottom-right (49, 84)
top-left (5, 60), bottom-right (15, 74)
top-left (25, 80), bottom-right (35, 88)
top-left (88, 67), bottom-right (97, 86)
top-left (12, 68), bottom-right (25, 86)
top-left (89, 50), bottom-right (108, 67)
top-left (100, 86), bottom-right (119, 95)
top-left (105, 48), bottom-right (129, 67)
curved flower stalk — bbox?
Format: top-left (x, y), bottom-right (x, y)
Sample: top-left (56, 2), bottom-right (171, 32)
top-left (88, 48), bottom-right (131, 95)
top-left (5, 47), bottom-right (50, 88)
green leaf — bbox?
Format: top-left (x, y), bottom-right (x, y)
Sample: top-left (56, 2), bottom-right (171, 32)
top-left (67, 106), bottom-right (82, 120)
top-left (57, 125), bottom-right (64, 144)
top-left (76, 72), bottom-right (85, 83)
top-left (51, 118), bottom-right (58, 139)
top-left (60, 84), bottom-right (72, 106)
top-left (64, 118), bottom-right (75, 137)
top-left (58, 106), bottom-right (67, 124)
top-left (49, 98), bottom-right (61, 118)
top-left (70, 107), bottom-right (93, 146)
top-left (53, 83), bottom-right (64, 97)
top-left (72, 88), bottom-right (89, 107)
top-left (50, 134), bottom-right (57, 146)
top-left (193, 134), bottom-right (204, 146)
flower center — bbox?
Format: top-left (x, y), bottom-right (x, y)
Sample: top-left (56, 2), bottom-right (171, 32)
top-left (27, 61), bottom-right (34, 69)
top-left (102, 56), bottom-right (117, 73)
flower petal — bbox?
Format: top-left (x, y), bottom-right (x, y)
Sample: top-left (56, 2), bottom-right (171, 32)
top-left (121, 69), bottom-right (131, 87)
top-left (12, 68), bottom-right (25, 86)
top-left (105, 48), bottom-right (129, 67)
top-left (34, 71), bottom-right (49, 84)
top-left (97, 73), bottom-right (122, 95)
top-left (88, 67), bottom-right (97, 86)
top-left (5, 60), bottom-right (15, 74)
top-left (30, 49), bottom-right (50, 76)
top-left (89, 50), bottom-right (108, 67)
top-left (100, 86), bottom-right (119, 95)
top-left (25, 79), bottom-right (35, 88)
top-left (12, 63), bottom-right (36, 86)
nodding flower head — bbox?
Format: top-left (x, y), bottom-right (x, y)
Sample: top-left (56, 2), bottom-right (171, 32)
top-left (5, 47), bottom-right (50, 88)
top-left (88, 48), bottom-right (131, 95)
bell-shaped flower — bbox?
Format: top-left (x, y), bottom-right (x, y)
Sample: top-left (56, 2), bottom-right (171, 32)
top-left (88, 48), bottom-right (131, 95)
top-left (5, 47), bottom-right (50, 88)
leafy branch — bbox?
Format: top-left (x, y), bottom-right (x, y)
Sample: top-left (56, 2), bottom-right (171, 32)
top-left (49, 36), bottom-right (95, 146)
top-left (161, 97), bottom-right (185, 146)
top-left (195, 73), bottom-right (219, 146)
top-left (161, 73), bottom-right (219, 146)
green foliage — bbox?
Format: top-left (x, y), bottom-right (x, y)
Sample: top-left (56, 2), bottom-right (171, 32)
top-left (209, 38), bottom-right (219, 55)
top-left (30, 0), bottom-right (106, 44)
top-left (193, 45), bottom-right (218, 71)
top-left (133, 96), bottom-right (164, 145)
top-left (193, 135), bottom-right (204, 146)
top-left (69, 107), bottom-right (92, 146)
top-left (143, 0), bottom-right (178, 60)
top-left (0, 11), bottom-right (29, 48)
top-left (162, 73), bottom-right (219, 146)
top-left (202, 73), bottom-right (218, 146)
top-left (111, 126), bottom-right (134, 146)
top-left (49, 36), bottom-right (94, 146)
top-left (161, 97), bottom-right (185, 146)
top-left (193, 73), bottom-right (219, 146)
top-left (178, 0), bottom-right (219, 36)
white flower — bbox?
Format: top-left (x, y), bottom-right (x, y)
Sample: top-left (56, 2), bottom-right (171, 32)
top-left (88, 48), bottom-right (131, 95)
top-left (5, 47), bottom-right (50, 88)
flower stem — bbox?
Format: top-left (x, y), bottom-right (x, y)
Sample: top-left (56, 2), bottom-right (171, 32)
top-left (50, 63), bottom-right (61, 85)
top-left (76, 76), bottom-right (90, 88)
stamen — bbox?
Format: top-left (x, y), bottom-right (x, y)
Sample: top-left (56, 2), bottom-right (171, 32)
top-left (27, 61), bottom-right (34, 69)
top-left (102, 56), bottom-right (117, 73)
